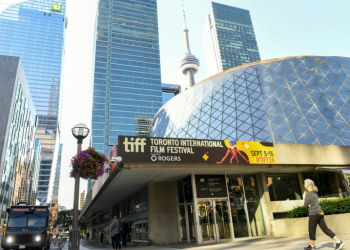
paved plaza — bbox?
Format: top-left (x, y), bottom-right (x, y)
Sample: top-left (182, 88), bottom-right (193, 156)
top-left (60, 236), bottom-right (350, 250)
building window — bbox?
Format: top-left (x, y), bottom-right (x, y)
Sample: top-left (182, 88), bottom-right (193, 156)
top-left (266, 174), bottom-right (302, 201)
top-left (127, 187), bottom-right (148, 215)
top-left (302, 171), bottom-right (348, 198)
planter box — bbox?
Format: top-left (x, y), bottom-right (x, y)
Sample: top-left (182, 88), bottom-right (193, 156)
top-left (271, 213), bottom-right (350, 237)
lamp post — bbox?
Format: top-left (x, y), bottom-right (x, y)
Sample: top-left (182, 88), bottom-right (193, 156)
top-left (69, 123), bottom-right (90, 250)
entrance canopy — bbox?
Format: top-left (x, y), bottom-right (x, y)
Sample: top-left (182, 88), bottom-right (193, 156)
top-left (79, 138), bottom-right (350, 223)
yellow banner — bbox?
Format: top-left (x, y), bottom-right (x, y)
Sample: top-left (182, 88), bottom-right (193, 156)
top-left (224, 141), bottom-right (277, 164)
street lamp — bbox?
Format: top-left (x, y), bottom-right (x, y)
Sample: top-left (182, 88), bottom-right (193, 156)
top-left (69, 123), bottom-right (90, 250)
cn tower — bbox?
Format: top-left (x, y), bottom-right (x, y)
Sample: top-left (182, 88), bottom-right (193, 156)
top-left (179, 0), bottom-right (200, 88)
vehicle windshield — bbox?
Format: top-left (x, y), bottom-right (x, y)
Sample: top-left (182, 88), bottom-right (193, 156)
top-left (8, 214), bottom-right (27, 227)
top-left (8, 211), bottom-right (47, 227)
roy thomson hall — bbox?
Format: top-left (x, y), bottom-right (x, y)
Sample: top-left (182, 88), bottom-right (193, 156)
top-left (79, 136), bottom-right (350, 245)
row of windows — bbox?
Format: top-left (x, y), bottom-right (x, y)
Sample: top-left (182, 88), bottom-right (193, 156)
top-left (98, 18), bottom-right (158, 34)
top-left (92, 105), bottom-right (159, 115)
top-left (93, 93), bottom-right (161, 104)
top-left (95, 70), bottom-right (161, 81)
top-left (92, 112), bottom-right (156, 123)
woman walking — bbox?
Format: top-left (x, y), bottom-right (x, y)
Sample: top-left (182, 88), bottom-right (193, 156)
top-left (303, 179), bottom-right (345, 250)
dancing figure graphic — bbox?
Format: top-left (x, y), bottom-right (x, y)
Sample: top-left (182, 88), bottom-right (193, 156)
top-left (217, 140), bottom-right (249, 164)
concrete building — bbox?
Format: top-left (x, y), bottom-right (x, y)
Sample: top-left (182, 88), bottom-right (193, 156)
top-left (80, 190), bottom-right (86, 211)
top-left (79, 55), bottom-right (350, 246)
top-left (79, 136), bottom-right (350, 245)
top-left (50, 197), bottom-right (58, 236)
top-left (0, 55), bottom-right (38, 224)
top-left (203, 2), bottom-right (260, 76)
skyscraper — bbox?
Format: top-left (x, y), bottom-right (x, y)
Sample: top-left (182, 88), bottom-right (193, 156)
top-left (0, 56), bottom-right (38, 223)
top-left (203, 2), bottom-right (260, 76)
top-left (51, 144), bottom-right (63, 199)
top-left (79, 190), bottom-right (86, 210)
top-left (91, 0), bottom-right (163, 158)
top-left (0, 0), bottom-right (66, 203)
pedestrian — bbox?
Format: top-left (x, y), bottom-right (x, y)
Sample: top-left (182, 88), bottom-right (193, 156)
top-left (86, 231), bottom-right (90, 240)
top-left (99, 228), bottom-right (105, 245)
top-left (121, 219), bottom-right (129, 248)
top-left (109, 218), bottom-right (116, 250)
top-left (303, 179), bottom-right (345, 250)
top-left (110, 216), bottom-right (122, 250)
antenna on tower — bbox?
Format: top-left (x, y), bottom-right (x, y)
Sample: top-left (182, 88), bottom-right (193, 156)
top-left (181, 0), bottom-right (188, 30)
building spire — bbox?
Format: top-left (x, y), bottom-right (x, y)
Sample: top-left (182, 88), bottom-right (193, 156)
top-left (182, 0), bottom-right (187, 30)
top-left (179, 0), bottom-right (199, 88)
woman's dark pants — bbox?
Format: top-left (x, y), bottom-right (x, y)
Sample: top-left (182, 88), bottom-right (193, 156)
top-left (309, 214), bottom-right (336, 240)
top-left (111, 236), bottom-right (116, 249)
top-left (121, 233), bottom-right (127, 247)
top-left (113, 234), bottom-right (121, 249)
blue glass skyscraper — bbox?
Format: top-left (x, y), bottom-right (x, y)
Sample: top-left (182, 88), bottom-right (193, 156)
top-left (92, 0), bottom-right (163, 157)
top-left (203, 2), bottom-right (260, 76)
top-left (0, 0), bottom-right (66, 202)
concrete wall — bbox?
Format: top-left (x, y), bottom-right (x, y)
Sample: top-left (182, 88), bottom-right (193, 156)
top-left (148, 181), bottom-right (178, 245)
top-left (274, 143), bottom-right (350, 165)
top-left (271, 213), bottom-right (350, 237)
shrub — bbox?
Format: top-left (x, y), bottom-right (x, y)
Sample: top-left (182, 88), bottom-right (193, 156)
top-left (287, 196), bottom-right (350, 218)
top-left (287, 206), bottom-right (308, 218)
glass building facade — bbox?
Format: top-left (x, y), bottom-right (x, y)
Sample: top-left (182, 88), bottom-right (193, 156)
top-left (203, 2), bottom-right (260, 76)
top-left (29, 139), bottom-right (41, 205)
top-left (51, 143), bottom-right (62, 199)
top-left (0, 56), bottom-right (38, 224)
top-left (151, 56), bottom-right (350, 146)
top-left (92, 0), bottom-right (163, 157)
top-left (0, 0), bottom-right (66, 202)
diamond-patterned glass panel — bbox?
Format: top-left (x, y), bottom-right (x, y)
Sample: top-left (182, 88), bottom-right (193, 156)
top-left (150, 56), bottom-right (350, 146)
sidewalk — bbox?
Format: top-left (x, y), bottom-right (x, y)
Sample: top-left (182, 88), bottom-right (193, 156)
top-left (63, 236), bottom-right (350, 250)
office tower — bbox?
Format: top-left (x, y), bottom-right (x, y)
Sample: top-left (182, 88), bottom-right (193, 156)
top-left (52, 144), bottom-right (63, 199)
top-left (79, 190), bottom-right (86, 210)
top-left (0, 1), bottom-right (66, 203)
top-left (162, 83), bottom-right (181, 105)
top-left (0, 55), bottom-right (38, 224)
top-left (91, 0), bottom-right (163, 158)
top-left (203, 2), bottom-right (260, 76)
top-left (50, 197), bottom-right (58, 235)
top-left (180, 0), bottom-right (200, 88)
top-left (28, 139), bottom-right (41, 205)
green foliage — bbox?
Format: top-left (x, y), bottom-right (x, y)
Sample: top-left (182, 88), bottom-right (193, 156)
top-left (287, 206), bottom-right (308, 218)
top-left (55, 209), bottom-right (86, 231)
top-left (287, 196), bottom-right (350, 218)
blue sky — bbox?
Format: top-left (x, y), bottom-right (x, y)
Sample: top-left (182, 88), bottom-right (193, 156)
top-left (59, 0), bottom-right (350, 208)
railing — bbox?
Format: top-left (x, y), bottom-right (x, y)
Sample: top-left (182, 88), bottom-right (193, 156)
top-left (53, 237), bottom-right (67, 250)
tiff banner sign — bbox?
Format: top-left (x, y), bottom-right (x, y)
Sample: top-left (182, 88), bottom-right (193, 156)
top-left (118, 136), bottom-right (277, 164)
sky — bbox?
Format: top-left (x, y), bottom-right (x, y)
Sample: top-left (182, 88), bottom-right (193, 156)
top-left (3, 0), bottom-right (350, 209)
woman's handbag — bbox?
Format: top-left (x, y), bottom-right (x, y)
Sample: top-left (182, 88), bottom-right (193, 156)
top-left (126, 234), bottom-right (131, 242)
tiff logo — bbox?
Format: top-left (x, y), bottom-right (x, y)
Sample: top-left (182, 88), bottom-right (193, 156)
top-left (123, 137), bottom-right (146, 153)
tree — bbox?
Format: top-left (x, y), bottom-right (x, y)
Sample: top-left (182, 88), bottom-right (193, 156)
top-left (55, 209), bottom-right (86, 232)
